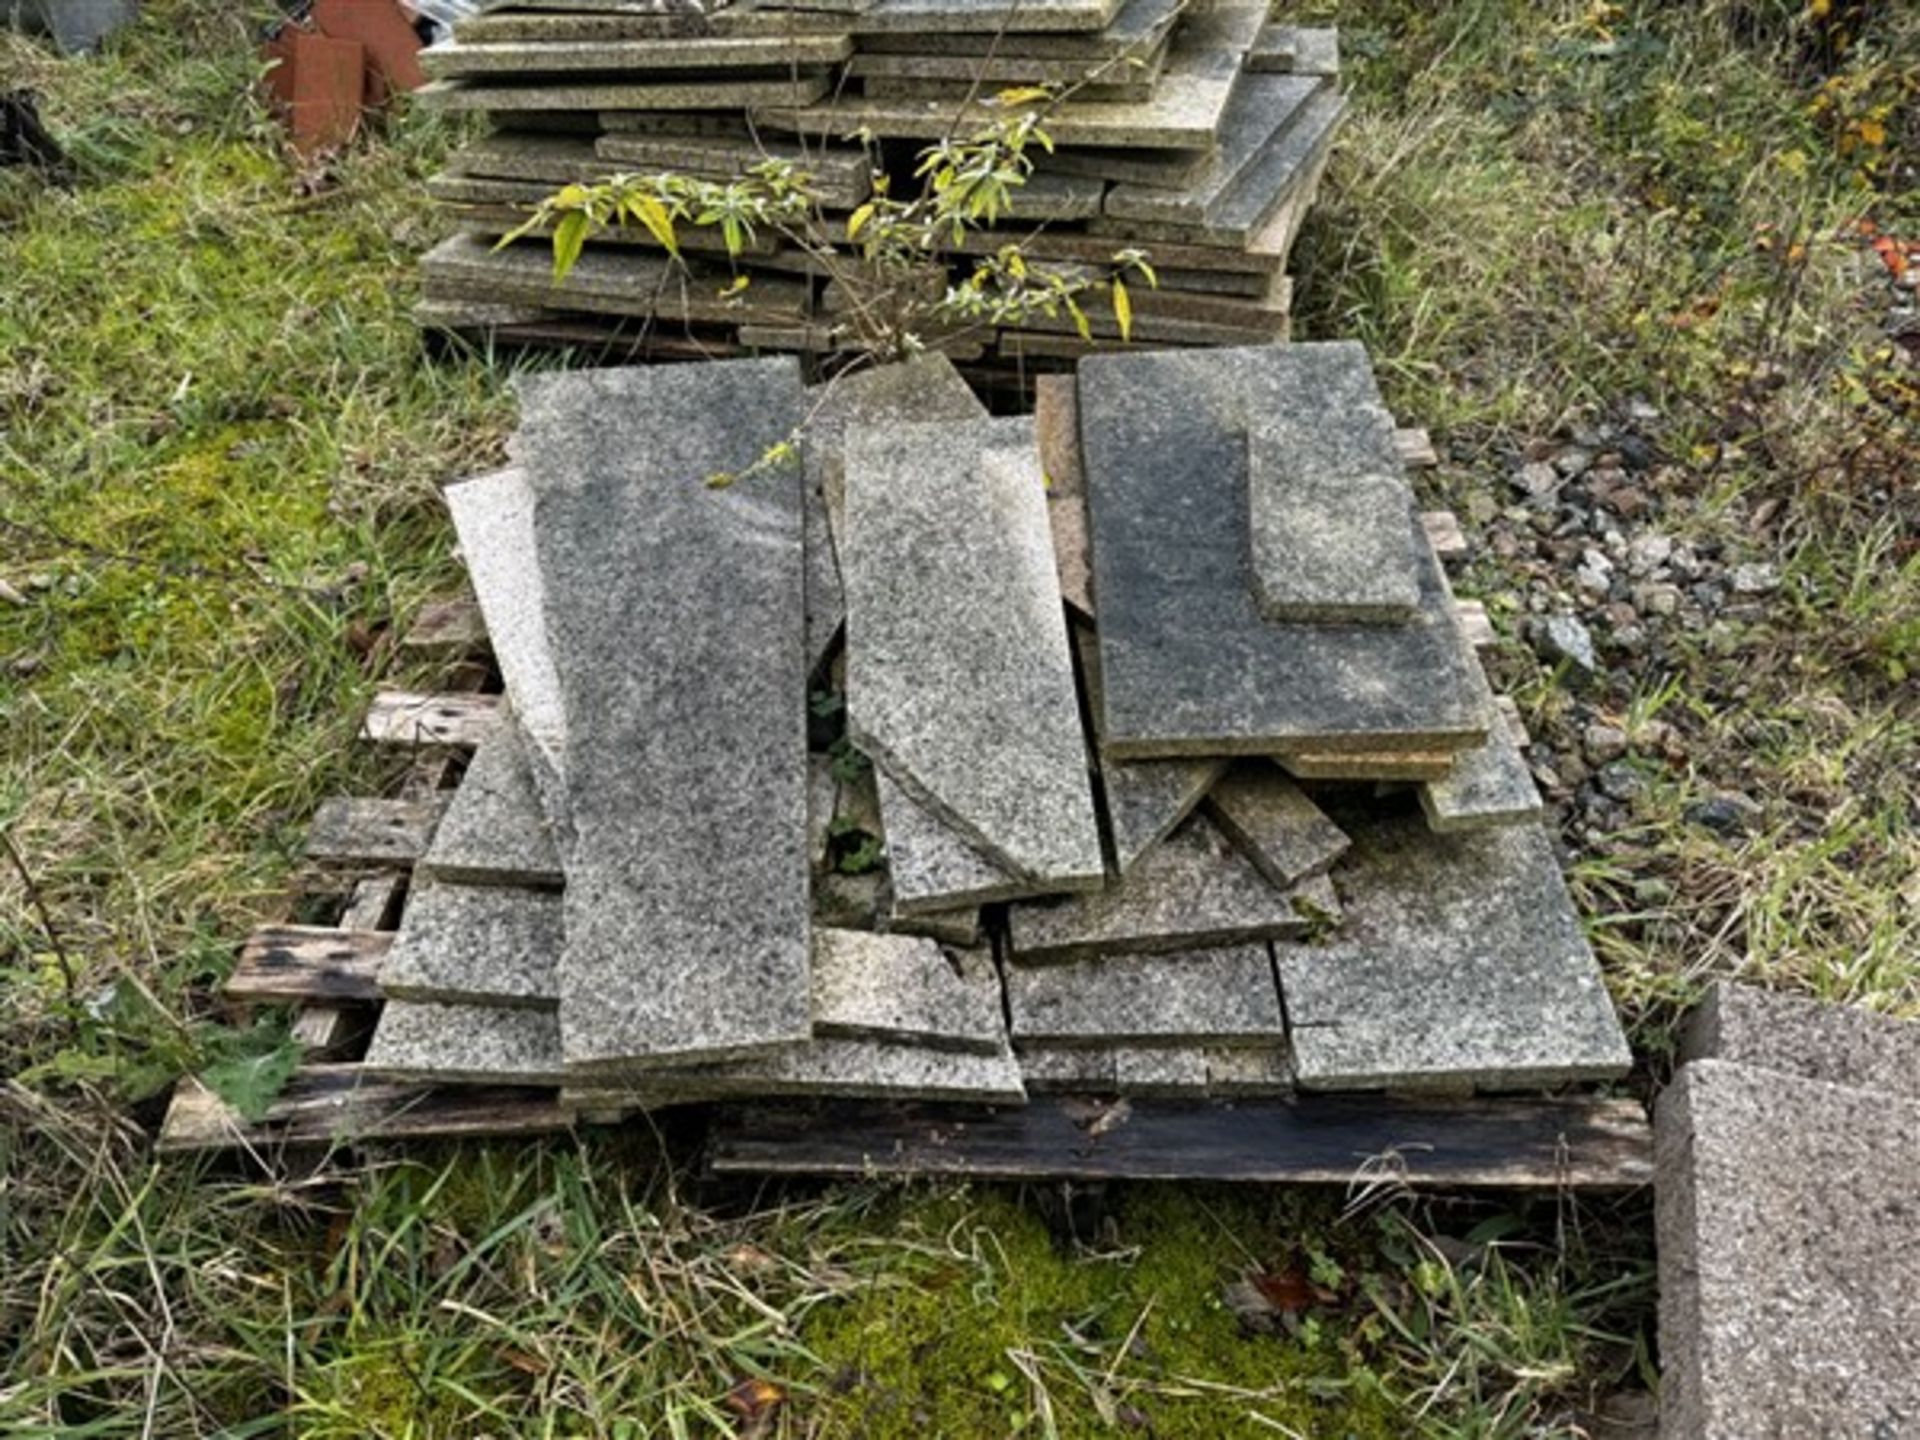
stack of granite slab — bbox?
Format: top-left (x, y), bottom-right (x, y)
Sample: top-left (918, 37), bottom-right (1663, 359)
top-left (411, 0), bottom-right (1346, 372)
top-left (362, 343), bottom-right (1632, 1110)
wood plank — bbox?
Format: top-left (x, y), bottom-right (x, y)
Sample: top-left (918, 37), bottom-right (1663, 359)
top-left (157, 1067), bottom-right (573, 1155)
top-left (224, 925), bottom-right (392, 1005)
top-left (1420, 510), bottom-right (1469, 564)
top-left (305, 794), bottom-right (450, 864)
top-left (1395, 428), bottom-right (1439, 469)
top-left (1455, 598), bottom-right (1497, 652)
top-left (361, 690), bottom-right (501, 749)
top-left (400, 595), bottom-right (491, 657)
top-left (707, 1094), bottom-right (1654, 1189)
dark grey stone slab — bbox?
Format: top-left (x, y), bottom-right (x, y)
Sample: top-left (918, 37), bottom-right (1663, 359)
top-left (365, 1000), bottom-right (567, 1085)
top-left (1102, 73), bottom-right (1321, 224)
top-left (378, 883), bottom-right (563, 1010)
top-left (419, 721), bottom-right (565, 888)
top-left (566, 1032), bottom-right (1028, 1103)
top-left (763, 4), bottom-right (1261, 149)
top-left (852, 0), bottom-right (1177, 57)
top-left (1244, 343), bottom-right (1421, 624)
top-left (418, 70), bottom-right (833, 111)
top-left (805, 355), bottom-right (986, 672)
top-left (852, 0), bottom-right (1122, 36)
top-left (1006, 943), bottom-right (1284, 1045)
top-left (444, 132), bottom-right (610, 184)
top-left (517, 358), bottom-right (814, 1070)
top-left (1656, 1060), bottom-right (1920, 1439)
top-left (1203, 763), bottom-right (1349, 888)
top-left (1681, 981), bottom-right (1920, 1100)
top-left (422, 234), bottom-right (814, 325)
top-left (1276, 804), bottom-right (1630, 1090)
top-left (843, 417), bottom-right (1102, 887)
top-left (813, 929), bottom-right (1003, 1053)
top-left (421, 34), bottom-right (852, 78)
top-left (1007, 813), bottom-right (1334, 964)
top-left (443, 468), bottom-right (571, 825)
top-left (1079, 345), bottom-right (1487, 758)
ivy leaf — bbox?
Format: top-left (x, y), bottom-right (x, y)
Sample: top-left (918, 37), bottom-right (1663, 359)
top-left (200, 1038), bottom-right (302, 1123)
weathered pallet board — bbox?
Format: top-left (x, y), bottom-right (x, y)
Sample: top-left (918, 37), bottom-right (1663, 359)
top-left (1396, 428), bottom-right (1441, 470)
top-left (225, 925), bottom-right (393, 1005)
top-left (361, 690), bottom-right (501, 749)
top-left (708, 1094), bottom-right (1654, 1189)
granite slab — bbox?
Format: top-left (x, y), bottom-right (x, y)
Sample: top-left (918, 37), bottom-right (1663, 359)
top-left (566, 1032), bottom-right (1028, 1104)
top-left (1203, 1045), bottom-right (1292, 1096)
top-left (1249, 24), bottom-right (1338, 76)
top-left (1036, 140), bottom-right (1215, 190)
top-left (887, 900), bottom-right (984, 947)
top-left (1244, 344), bottom-right (1421, 624)
top-left (1078, 345), bottom-right (1487, 758)
top-left (1203, 763), bottom-right (1349, 888)
top-left (1656, 1060), bottom-right (1920, 1439)
top-left (1113, 1046), bottom-right (1210, 1096)
top-left (377, 882), bottom-right (563, 1010)
top-left (422, 234), bottom-right (813, 324)
top-left (851, 0), bottom-right (1124, 36)
top-left (1680, 981), bottom-right (1920, 1100)
top-left (455, 6), bottom-right (854, 40)
top-left (1419, 699), bottom-right (1543, 832)
top-left (1017, 1044), bottom-right (1115, 1091)
top-left (852, 0), bottom-right (1178, 57)
top-left (861, 74), bottom-right (1156, 103)
top-left (1007, 813), bottom-right (1334, 963)
top-left (444, 131), bottom-right (610, 184)
top-left (1006, 943), bottom-right (1284, 1045)
top-left (813, 929), bottom-right (1004, 1053)
top-left (595, 131), bottom-right (874, 209)
top-left (517, 358), bottom-right (813, 1070)
top-left (761, 4), bottom-right (1262, 150)
top-left (804, 354), bottom-right (986, 670)
top-left (845, 37), bottom-right (1169, 89)
top-left (421, 34), bottom-right (852, 77)
top-left (365, 1000), bottom-right (567, 1084)
top-left (418, 71), bottom-right (834, 111)
top-left (443, 467), bottom-right (570, 824)
top-left (1102, 73), bottom-right (1321, 224)
top-left (1281, 749), bottom-right (1457, 782)
top-left (876, 757), bottom-right (1062, 913)
top-left (1275, 802), bottom-right (1630, 1090)
top-left (843, 416), bottom-right (1102, 887)
top-left (418, 721), bottom-right (565, 888)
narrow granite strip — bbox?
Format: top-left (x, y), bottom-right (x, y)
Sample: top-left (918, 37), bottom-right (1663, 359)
top-left (1007, 813), bottom-right (1335, 964)
top-left (1204, 1045), bottom-right (1293, 1096)
top-left (518, 358), bottom-right (813, 1071)
top-left (420, 34), bottom-right (853, 78)
top-left (377, 882), bottom-right (562, 1010)
top-left (365, 1000), bottom-right (566, 1085)
top-left (1204, 763), bottom-right (1350, 888)
top-left (419, 720), bottom-right (564, 888)
top-left (1006, 943), bottom-right (1285, 1046)
top-left (812, 929), bottom-right (1005, 1054)
top-left (1113, 1047), bottom-right (1210, 1097)
top-left (564, 1033), bottom-right (1028, 1104)
top-left (1276, 803), bottom-right (1631, 1091)
top-left (418, 71), bottom-right (834, 112)
top-left (844, 416), bottom-right (1102, 887)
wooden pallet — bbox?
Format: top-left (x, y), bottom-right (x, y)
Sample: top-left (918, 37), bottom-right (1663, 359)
top-left (157, 475), bottom-right (1647, 1186)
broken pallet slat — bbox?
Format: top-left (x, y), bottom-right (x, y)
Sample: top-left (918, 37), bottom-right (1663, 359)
top-left (400, 595), bottom-right (490, 657)
top-left (1420, 510), bottom-right (1469, 564)
top-left (157, 1066), bottom-right (572, 1154)
top-left (1454, 598), bottom-right (1496, 651)
top-left (708, 1094), bottom-right (1654, 1189)
top-left (361, 690), bottom-right (501, 749)
top-left (288, 875), bottom-right (402, 1057)
top-left (225, 925), bottom-right (392, 1005)
top-left (305, 794), bottom-right (450, 864)
top-left (1395, 428), bottom-right (1439, 469)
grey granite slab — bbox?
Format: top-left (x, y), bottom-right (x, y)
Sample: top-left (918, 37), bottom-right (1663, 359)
top-left (812, 929), bottom-right (1004, 1053)
top-left (419, 721), bottom-right (565, 887)
top-left (1102, 73), bottom-right (1321, 223)
top-left (1017, 1044), bottom-right (1116, 1091)
top-left (843, 416), bottom-right (1102, 887)
top-left (1203, 1045), bottom-right (1292, 1096)
top-left (861, 74), bottom-right (1156, 103)
top-left (595, 131), bottom-right (873, 208)
top-left (853, 0), bottom-right (1178, 57)
top-left (418, 70), bottom-right (834, 111)
top-left (517, 358), bottom-right (814, 1071)
top-left (999, 303), bottom-right (1289, 346)
top-left (1244, 345), bottom-right (1421, 625)
top-left (804, 355), bottom-right (986, 672)
top-left (762, 4), bottom-right (1261, 150)
top-left (422, 34), bottom-right (852, 77)
top-left (1088, 86), bottom-right (1344, 249)
top-left (456, 6), bottom-right (853, 40)
top-left (377, 882), bottom-right (563, 1010)
top-left (1078, 345), bottom-right (1487, 758)
top-left (1419, 698), bottom-right (1543, 832)
top-left (1036, 140), bottom-right (1215, 190)
top-left (1007, 813), bottom-right (1334, 964)
top-left (365, 1000), bottom-right (567, 1085)
top-left (851, 0), bottom-right (1123, 36)
top-left (1204, 763), bottom-right (1349, 888)
top-left (1275, 803), bottom-right (1630, 1090)
top-left (1656, 1060), bottom-right (1920, 1439)
top-left (845, 37), bottom-right (1168, 89)
top-left (1073, 624), bottom-right (1223, 873)
top-left (1006, 943), bottom-right (1284, 1045)
top-left (422, 235), bottom-right (813, 324)
top-left (1249, 24), bottom-right (1338, 76)
top-left (877, 763), bottom-right (1047, 913)
top-left (1113, 1046), bottom-right (1210, 1096)
top-left (888, 901), bottom-right (984, 946)
top-left (445, 132), bottom-right (611, 184)
top-left (1680, 981), bottom-right (1920, 1100)
top-left (566, 1032), bottom-right (1028, 1103)
top-left (443, 468), bottom-right (571, 826)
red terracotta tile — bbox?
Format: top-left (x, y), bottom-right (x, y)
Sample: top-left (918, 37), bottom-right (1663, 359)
top-left (311, 0), bottom-right (427, 104)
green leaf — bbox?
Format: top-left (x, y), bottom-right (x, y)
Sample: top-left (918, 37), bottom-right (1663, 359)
top-left (1111, 275), bottom-right (1132, 342)
top-left (625, 192), bottom-right (679, 258)
top-left (847, 201), bottom-right (874, 240)
top-left (1065, 295), bottom-right (1091, 342)
top-left (552, 209), bottom-right (590, 282)
top-left (997, 86), bottom-right (1051, 106)
top-left (200, 1038), bottom-right (302, 1123)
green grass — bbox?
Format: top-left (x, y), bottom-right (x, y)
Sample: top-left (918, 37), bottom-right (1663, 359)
top-left (2, 0), bottom-right (1914, 1434)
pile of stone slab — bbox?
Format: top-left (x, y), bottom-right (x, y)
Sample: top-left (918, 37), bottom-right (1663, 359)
top-left (411, 0), bottom-right (1346, 372)
top-left (363, 343), bottom-right (1632, 1108)
top-left (1657, 982), bottom-right (1920, 1438)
